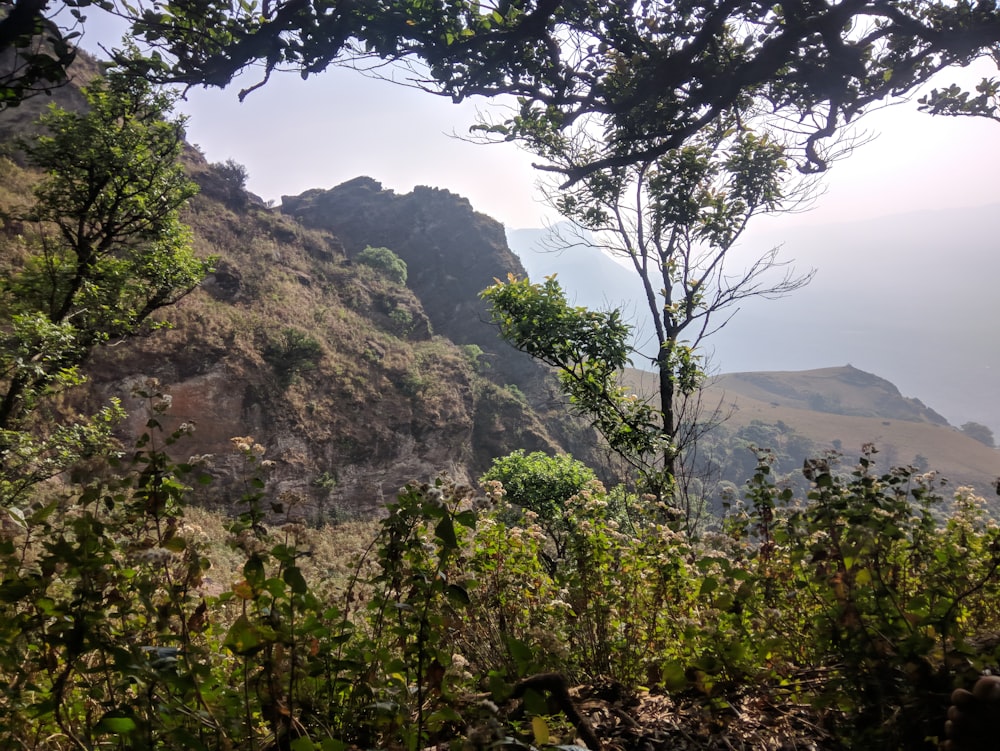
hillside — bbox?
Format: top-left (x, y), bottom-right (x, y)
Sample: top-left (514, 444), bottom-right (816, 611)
top-left (711, 365), bottom-right (949, 424)
top-left (81, 170), bottom-right (606, 518)
top-left (624, 365), bottom-right (999, 497)
top-left (508, 212), bottom-right (1000, 439)
top-left (0, 56), bottom-right (603, 518)
top-left (3, 53), bottom-right (994, 521)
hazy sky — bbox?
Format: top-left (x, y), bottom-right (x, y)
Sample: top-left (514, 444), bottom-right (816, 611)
top-left (74, 15), bottom-right (998, 428)
top-left (179, 65), bottom-right (1000, 231)
top-left (79, 14), bottom-right (1000, 231)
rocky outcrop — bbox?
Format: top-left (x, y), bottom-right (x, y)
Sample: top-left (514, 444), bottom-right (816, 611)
top-left (63, 171), bottom-right (599, 520)
top-left (3, 51), bottom-right (601, 518)
top-left (281, 178), bottom-right (547, 395)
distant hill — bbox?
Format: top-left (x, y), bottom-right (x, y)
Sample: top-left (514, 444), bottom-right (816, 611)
top-left (508, 208), bottom-right (1000, 439)
top-left (710, 365), bottom-right (949, 424)
top-left (623, 365), bottom-right (999, 499)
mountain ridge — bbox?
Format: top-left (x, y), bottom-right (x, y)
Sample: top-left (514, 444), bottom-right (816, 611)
top-left (507, 208), bottom-right (1000, 438)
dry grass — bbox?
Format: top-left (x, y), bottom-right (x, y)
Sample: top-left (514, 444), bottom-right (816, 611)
top-left (622, 366), bottom-right (999, 494)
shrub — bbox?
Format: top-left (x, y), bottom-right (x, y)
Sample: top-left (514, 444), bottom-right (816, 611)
top-left (481, 450), bottom-right (597, 526)
top-left (262, 327), bottom-right (323, 388)
top-left (734, 449), bottom-right (1000, 747)
top-left (208, 158), bottom-right (250, 208)
top-left (356, 245), bottom-right (407, 285)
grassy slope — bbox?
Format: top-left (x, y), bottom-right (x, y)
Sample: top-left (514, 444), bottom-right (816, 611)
top-left (624, 366), bottom-right (999, 492)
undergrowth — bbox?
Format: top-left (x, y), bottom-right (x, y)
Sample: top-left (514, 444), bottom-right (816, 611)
top-left (1, 399), bottom-right (998, 751)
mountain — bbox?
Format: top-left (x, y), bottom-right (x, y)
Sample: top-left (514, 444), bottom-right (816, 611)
top-left (0, 55), bottom-right (604, 518)
top-left (507, 208), bottom-right (1000, 439)
top-left (703, 366), bottom-right (999, 495)
top-left (3, 53), bottom-right (993, 518)
top-left (623, 365), bottom-right (998, 499)
top-left (710, 365), bottom-right (949, 424)
top-left (69, 171), bottom-right (608, 519)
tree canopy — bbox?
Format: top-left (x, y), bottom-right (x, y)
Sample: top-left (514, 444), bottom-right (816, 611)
top-left (3, 2), bottom-right (999, 177)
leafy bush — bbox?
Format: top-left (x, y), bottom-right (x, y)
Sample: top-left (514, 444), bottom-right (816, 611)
top-left (262, 327), bottom-right (323, 388)
top-left (356, 245), bottom-right (407, 285)
top-left (1, 401), bottom-right (997, 751)
top-left (482, 449), bottom-right (597, 524)
top-left (730, 448), bottom-right (1000, 746)
top-left (206, 158), bottom-right (250, 208)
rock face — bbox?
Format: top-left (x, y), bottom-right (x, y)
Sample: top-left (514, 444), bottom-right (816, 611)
top-left (282, 177), bottom-right (546, 394)
top-left (1, 52), bottom-right (600, 518)
top-left (64, 169), bottom-right (599, 520)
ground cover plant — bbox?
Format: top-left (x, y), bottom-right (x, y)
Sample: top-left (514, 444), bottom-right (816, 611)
top-left (1, 392), bottom-right (997, 750)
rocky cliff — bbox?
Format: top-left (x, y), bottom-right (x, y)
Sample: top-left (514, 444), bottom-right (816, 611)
top-left (55, 163), bottom-right (600, 519)
top-left (0, 50), bottom-right (600, 518)
top-left (281, 177), bottom-right (548, 396)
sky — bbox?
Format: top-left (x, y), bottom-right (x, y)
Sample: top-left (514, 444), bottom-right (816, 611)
top-left (181, 64), bottom-right (1000, 231)
top-left (72, 14), bottom-right (1000, 430)
top-left (78, 13), bottom-right (1000, 232)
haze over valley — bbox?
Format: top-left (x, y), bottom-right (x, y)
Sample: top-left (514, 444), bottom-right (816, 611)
top-left (508, 202), bottom-right (1000, 440)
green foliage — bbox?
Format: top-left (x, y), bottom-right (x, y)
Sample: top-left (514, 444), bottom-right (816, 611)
top-left (356, 245), bottom-right (407, 285)
top-left (0, 397), bottom-right (997, 751)
top-left (482, 274), bottom-right (664, 480)
top-left (483, 120), bottom-right (811, 523)
top-left (262, 327), bottom-right (323, 388)
top-left (207, 158), bottom-right (250, 208)
top-left (481, 450), bottom-right (600, 567)
top-left (482, 450), bottom-right (597, 524)
top-left (0, 384), bottom-right (215, 749)
top-left (920, 78), bottom-right (1000, 122)
top-left (0, 71), bottom-right (210, 498)
top-left (0, 9), bottom-right (79, 111)
top-left (459, 343), bottom-right (485, 371)
top-left (730, 449), bottom-right (1000, 746)
top-left (83, 2), bottom-right (1000, 188)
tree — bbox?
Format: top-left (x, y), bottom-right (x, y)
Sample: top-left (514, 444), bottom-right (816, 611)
top-left (483, 116), bottom-right (813, 521)
top-left (100, 2), bottom-right (999, 176)
top-left (0, 71), bottom-right (210, 500)
top-left (5, 4), bottom-right (999, 170)
top-left (481, 274), bottom-right (663, 481)
top-left (356, 245), bottom-right (408, 285)
top-left (0, 4), bottom-right (81, 108)
top-left (960, 421), bottom-right (995, 448)
top-left (481, 449), bottom-right (598, 566)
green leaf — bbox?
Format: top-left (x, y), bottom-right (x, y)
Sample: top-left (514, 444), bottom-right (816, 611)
top-left (283, 565), bottom-right (309, 595)
top-left (446, 583), bottom-right (470, 605)
top-left (434, 516), bottom-right (457, 548)
top-left (243, 553), bottom-right (266, 589)
top-left (96, 713), bottom-right (137, 734)
top-left (163, 535), bottom-right (187, 553)
top-left (223, 614), bottom-right (266, 655)
top-left (661, 659), bottom-right (687, 690)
